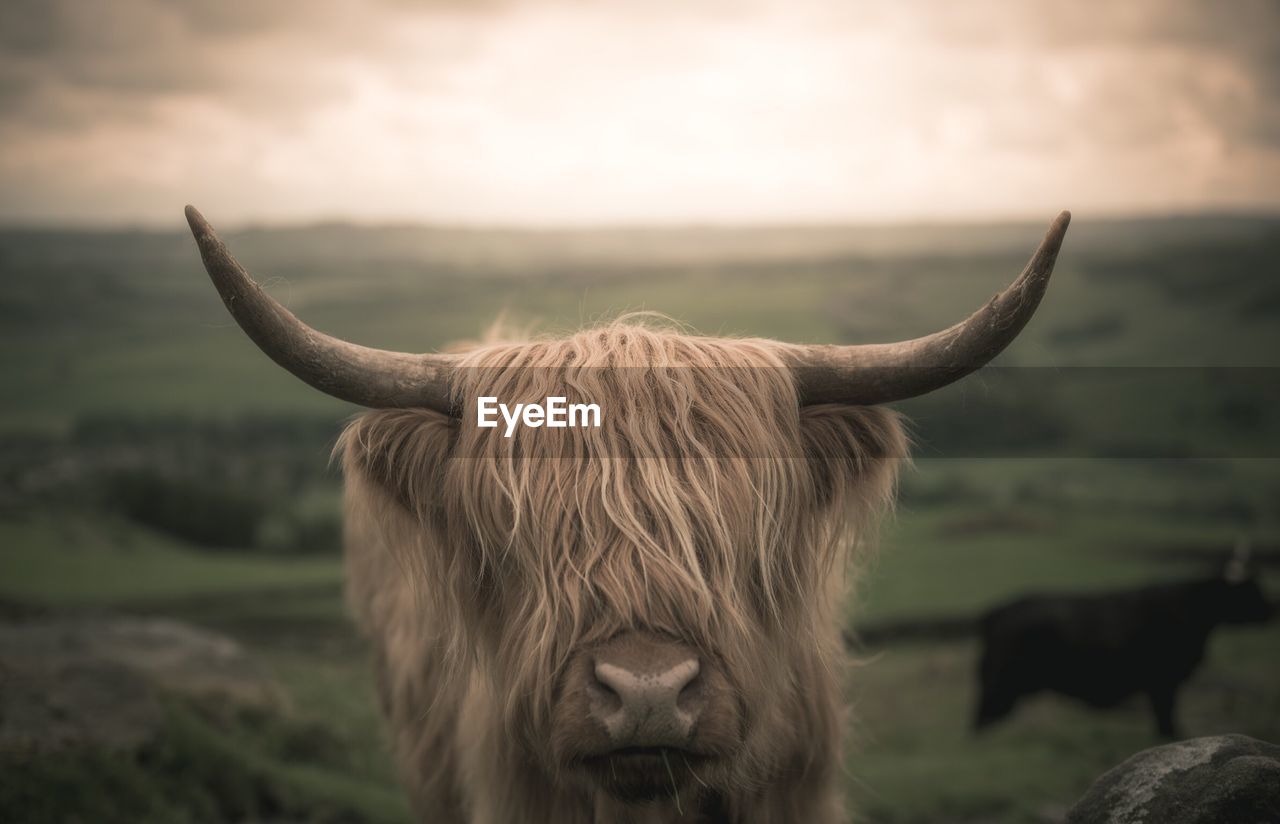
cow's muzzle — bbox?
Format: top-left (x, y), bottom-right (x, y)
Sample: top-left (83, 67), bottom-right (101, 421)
top-left (554, 631), bottom-right (741, 800)
top-left (588, 637), bottom-right (704, 749)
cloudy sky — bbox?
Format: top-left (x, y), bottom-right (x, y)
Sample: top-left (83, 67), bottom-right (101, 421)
top-left (2, 0), bottom-right (1278, 226)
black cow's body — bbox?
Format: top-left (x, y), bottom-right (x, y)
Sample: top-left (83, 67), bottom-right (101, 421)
top-left (975, 573), bottom-right (1272, 737)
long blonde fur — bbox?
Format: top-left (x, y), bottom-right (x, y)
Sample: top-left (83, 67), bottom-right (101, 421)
top-left (339, 317), bottom-right (907, 823)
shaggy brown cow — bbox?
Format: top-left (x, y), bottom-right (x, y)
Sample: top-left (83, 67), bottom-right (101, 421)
top-left (185, 205), bottom-right (1069, 823)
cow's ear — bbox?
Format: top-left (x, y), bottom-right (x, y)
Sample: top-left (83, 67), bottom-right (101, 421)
top-left (797, 404), bottom-right (909, 511)
top-left (338, 409), bottom-right (459, 523)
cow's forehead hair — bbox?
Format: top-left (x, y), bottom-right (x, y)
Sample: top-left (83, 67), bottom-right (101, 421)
top-left (442, 320), bottom-right (895, 635)
top-left (449, 319), bottom-right (804, 617)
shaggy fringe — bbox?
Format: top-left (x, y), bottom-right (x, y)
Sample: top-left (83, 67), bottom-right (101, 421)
top-left (338, 316), bottom-right (908, 822)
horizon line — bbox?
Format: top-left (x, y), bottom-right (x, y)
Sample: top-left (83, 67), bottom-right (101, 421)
top-left (2, 205), bottom-right (1279, 235)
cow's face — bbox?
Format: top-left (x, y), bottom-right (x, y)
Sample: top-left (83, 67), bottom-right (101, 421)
top-left (1217, 577), bottom-right (1274, 624)
top-left (1216, 551), bottom-right (1274, 625)
top-left (344, 327), bottom-right (907, 801)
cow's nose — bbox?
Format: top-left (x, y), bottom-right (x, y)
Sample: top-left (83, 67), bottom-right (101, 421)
top-left (589, 655), bottom-right (703, 747)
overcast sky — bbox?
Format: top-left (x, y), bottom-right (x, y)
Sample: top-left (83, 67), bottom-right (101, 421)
top-left (2, 0), bottom-right (1278, 226)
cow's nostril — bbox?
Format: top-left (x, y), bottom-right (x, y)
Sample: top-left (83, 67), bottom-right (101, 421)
top-left (588, 667), bottom-right (623, 711)
top-left (676, 664), bottom-right (702, 707)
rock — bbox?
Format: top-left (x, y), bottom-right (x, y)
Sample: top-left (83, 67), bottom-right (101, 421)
top-left (0, 655), bottom-right (161, 752)
top-left (0, 616), bottom-right (280, 755)
top-left (1066, 734), bottom-right (1280, 824)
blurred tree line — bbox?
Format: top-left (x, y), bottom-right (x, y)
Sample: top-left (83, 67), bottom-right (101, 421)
top-left (2, 415), bottom-right (345, 554)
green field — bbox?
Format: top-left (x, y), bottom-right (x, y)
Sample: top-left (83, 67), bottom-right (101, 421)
top-left (2, 214), bottom-right (1278, 822)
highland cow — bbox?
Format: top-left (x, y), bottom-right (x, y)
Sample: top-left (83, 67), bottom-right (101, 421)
top-left (185, 205), bottom-right (1070, 823)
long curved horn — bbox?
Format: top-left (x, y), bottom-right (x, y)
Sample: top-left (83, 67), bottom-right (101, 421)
top-left (185, 205), bottom-right (457, 413)
top-left (791, 210), bottom-right (1070, 405)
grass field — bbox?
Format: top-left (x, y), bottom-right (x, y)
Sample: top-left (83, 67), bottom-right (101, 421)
top-left (2, 213), bottom-right (1278, 822)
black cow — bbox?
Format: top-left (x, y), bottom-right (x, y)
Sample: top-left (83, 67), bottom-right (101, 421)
top-left (974, 560), bottom-right (1273, 737)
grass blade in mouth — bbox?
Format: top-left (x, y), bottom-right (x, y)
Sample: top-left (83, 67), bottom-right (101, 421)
top-left (662, 749), bottom-right (683, 815)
